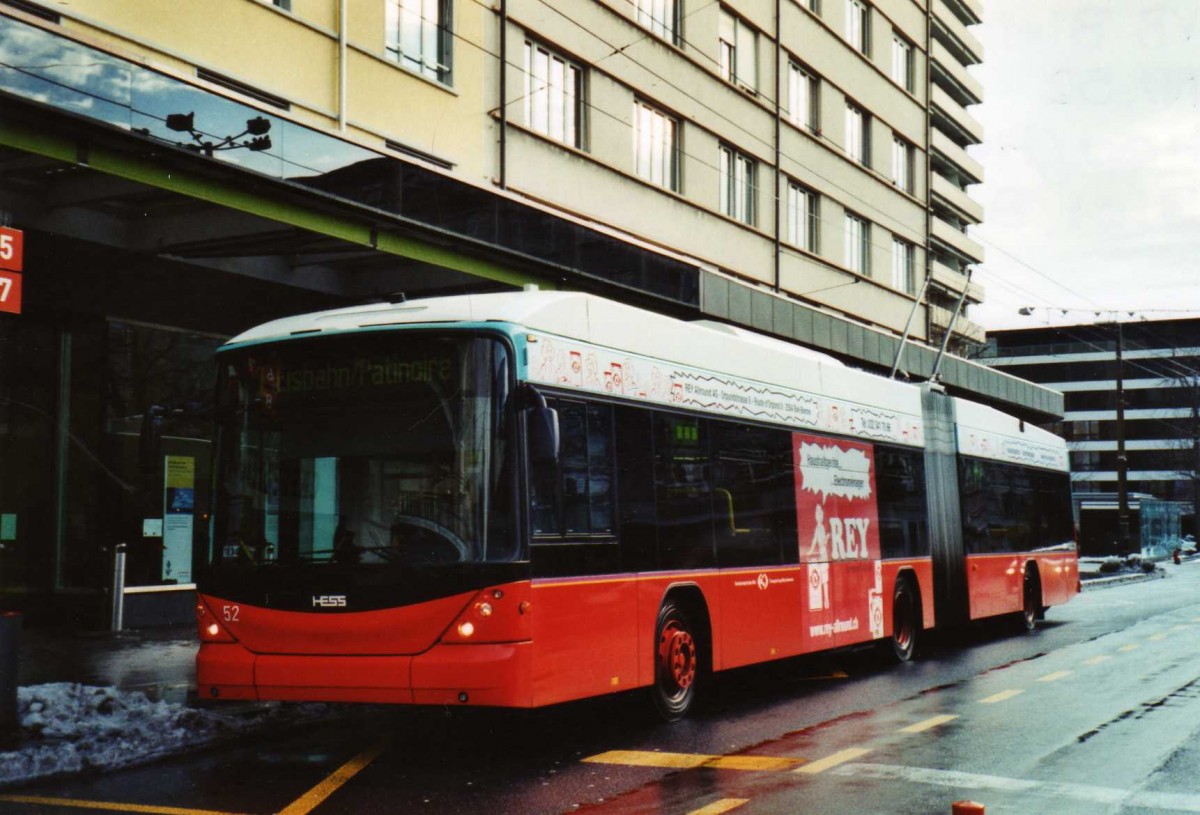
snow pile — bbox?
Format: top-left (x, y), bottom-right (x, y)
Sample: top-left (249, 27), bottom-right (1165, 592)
top-left (0, 683), bottom-right (330, 787)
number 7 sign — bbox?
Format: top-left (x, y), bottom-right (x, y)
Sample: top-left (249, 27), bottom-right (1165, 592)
top-left (0, 271), bottom-right (22, 315)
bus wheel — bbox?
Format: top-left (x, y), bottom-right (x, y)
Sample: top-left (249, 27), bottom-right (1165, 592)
top-left (1021, 567), bottom-right (1041, 632)
top-left (891, 577), bottom-right (919, 663)
top-left (653, 601), bottom-right (698, 721)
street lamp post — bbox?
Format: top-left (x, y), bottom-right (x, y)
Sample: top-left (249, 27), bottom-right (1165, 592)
top-left (1115, 320), bottom-right (1131, 554)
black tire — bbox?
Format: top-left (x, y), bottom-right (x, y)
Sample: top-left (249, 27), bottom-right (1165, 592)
top-left (891, 577), bottom-right (919, 663)
top-left (652, 601), bottom-right (699, 722)
top-left (1020, 567), bottom-right (1040, 632)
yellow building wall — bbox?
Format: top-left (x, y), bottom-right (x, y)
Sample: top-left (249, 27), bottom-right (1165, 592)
top-left (53, 0), bottom-right (494, 177)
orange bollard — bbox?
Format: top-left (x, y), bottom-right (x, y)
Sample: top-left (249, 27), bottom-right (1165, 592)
top-left (952, 802), bottom-right (985, 815)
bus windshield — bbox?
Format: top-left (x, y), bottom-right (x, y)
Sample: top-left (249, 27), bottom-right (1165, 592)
top-left (210, 332), bottom-right (515, 569)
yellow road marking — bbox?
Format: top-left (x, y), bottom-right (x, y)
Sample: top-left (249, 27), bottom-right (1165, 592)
top-left (1119, 644), bottom-right (1140, 652)
top-left (1173, 624), bottom-right (1191, 632)
top-left (1149, 633), bottom-right (1168, 642)
top-left (277, 740), bottom-right (388, 815)
top-left (0, 797), bottom-right (247, 815)
top-left (686, 799), bottom-right (750, 815)
top-left (1037, 671), bottom-right (1072, 683)
top-left (1083, 655), bottom-right (1112, 666)
top-left (798, 670), bottom-right (850, 681)
top-left (979, 689), bottom-right (1024, 704)
top-left (794, 747), bottom-right (871, 774)
top-left (707, 756), bottom-right (804, 771)
top-left (898, 714), bottom-right (959, 734)
top-left (584, 750), bottom-right (709, 769)
top-left (583, 750), bottom-right (801, 771)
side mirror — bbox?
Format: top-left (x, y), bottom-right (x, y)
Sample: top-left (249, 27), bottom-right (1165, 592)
top-left (522, 385), bottom-right (559, 465)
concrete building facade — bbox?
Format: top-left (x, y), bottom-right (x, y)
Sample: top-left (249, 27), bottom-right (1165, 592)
top-left (0, 0), bottom-right (1057, 623)
top-left (983, 319), bottom-right (1200, 528)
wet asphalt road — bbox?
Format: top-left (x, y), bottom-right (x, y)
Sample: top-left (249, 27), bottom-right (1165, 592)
top-left (5, 565), bottom-right (1200, 815)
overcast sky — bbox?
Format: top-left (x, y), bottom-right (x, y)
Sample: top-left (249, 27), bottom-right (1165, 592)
top-left (969, 0), bottom-right (1200, 330)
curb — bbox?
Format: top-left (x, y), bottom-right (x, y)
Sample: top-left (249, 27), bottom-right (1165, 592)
top-left (1080, 570), bottom-right (1167, 590)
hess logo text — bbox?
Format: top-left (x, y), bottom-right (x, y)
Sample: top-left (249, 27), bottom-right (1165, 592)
top-left (312, 595), bottom-right (347, 608)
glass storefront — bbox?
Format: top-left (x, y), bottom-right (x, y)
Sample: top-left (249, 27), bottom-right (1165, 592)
top-left (0, 320), bottom-right (57, 593)
top-left (0, 314), bottom-right (223, 621)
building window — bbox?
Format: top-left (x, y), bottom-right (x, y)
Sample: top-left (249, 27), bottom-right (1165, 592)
top-left (892, 135), bottom-right (913, 193)
top-left (525, 42), bottom-right (583, 148)
top-left (719, 9), bottom-right (758, 91)
top-left (846, 0), bottom-right (869, 56)
top-left (892, 32), bottom-right (913, 91)
top-left (637, 0), bottom-right (679, 43)
top-left (807, 0), bottom-right (820, 12)
top-left (787, 62), bottom-right (818, 132)
top-left (385, 0), bottom-right (452, 83)
top-left (845, 212), bottom-right (869, 274)
top-left (892, 237), bottom-right (914, 293)
top-left (634, 100), bottom-right (678, 190)
top-left (720, 144), bottom-right (756, 225)
top-left (787, 182), bottom-right (818, 252)
top-left (845, 102), bottom-right (869, 166)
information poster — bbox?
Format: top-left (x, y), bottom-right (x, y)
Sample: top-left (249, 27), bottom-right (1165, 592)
top-left (162, 455), bottom-right (195, 583)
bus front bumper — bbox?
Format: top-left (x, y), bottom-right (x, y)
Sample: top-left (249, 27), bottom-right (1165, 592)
top-left (197, 640), bottom-right (533, 707)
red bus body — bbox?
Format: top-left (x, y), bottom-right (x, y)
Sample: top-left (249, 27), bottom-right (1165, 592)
top-left (196, 291), bottom-right (1078, 712)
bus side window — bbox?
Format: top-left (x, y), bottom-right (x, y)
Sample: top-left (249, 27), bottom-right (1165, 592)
top-left (711, 420), bottom-right (790, 568)
top-left (615, 406), bottom-right (657, 571)
top-left (531, 398), bottom-right (615, 539)
top-left (653, 413), bottom-right (715, 569)
top-left (877, 446), bottom-right (929, 559)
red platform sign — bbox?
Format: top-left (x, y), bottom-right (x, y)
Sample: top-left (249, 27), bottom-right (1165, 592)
top-left (0, 227), bottom-right (24, 315)
top-left (0, 271), bottom-right (22, 315)
top-left (0, 227), bottom-right (23, 272)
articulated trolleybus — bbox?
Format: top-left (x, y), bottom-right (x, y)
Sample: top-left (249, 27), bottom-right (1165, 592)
top-left (197, 289), bottom-right (1078, 719)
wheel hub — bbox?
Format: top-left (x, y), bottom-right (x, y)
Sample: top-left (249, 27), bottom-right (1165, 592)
top-left (659, 623), bottom-right (696, 691)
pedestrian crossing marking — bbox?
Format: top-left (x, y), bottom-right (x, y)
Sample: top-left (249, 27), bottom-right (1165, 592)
top-left (583, 750), bottom-right (802, 771)
top-left (686, 799), bottom-right (750, 815)
top-left (1037, 670), bottom-right (1072, 682)
top-left (899, 714), bottom-right (959, 733)
top-left (794, 747), bottom-right (871, 774)
top-left (979, 689), bottom-right (1024, 704)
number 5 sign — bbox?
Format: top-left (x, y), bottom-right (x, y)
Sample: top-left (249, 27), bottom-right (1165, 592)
top-left (0, 227), bottom-right (24, 315)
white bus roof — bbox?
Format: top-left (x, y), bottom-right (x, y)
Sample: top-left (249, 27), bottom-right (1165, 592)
top-left (227, 289), bottom-right (1065, 463)
top-left (229, 289), bottom-right (919, 423)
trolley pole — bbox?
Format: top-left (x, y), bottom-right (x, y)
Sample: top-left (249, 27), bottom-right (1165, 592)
top-left (110, 543), bottom-right (127, 633)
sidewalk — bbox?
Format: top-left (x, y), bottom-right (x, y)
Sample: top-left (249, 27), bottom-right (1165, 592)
top-left (16, 624), bottom-right (196, 704)
top-left (3, 623), bottom-right (333, 789)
